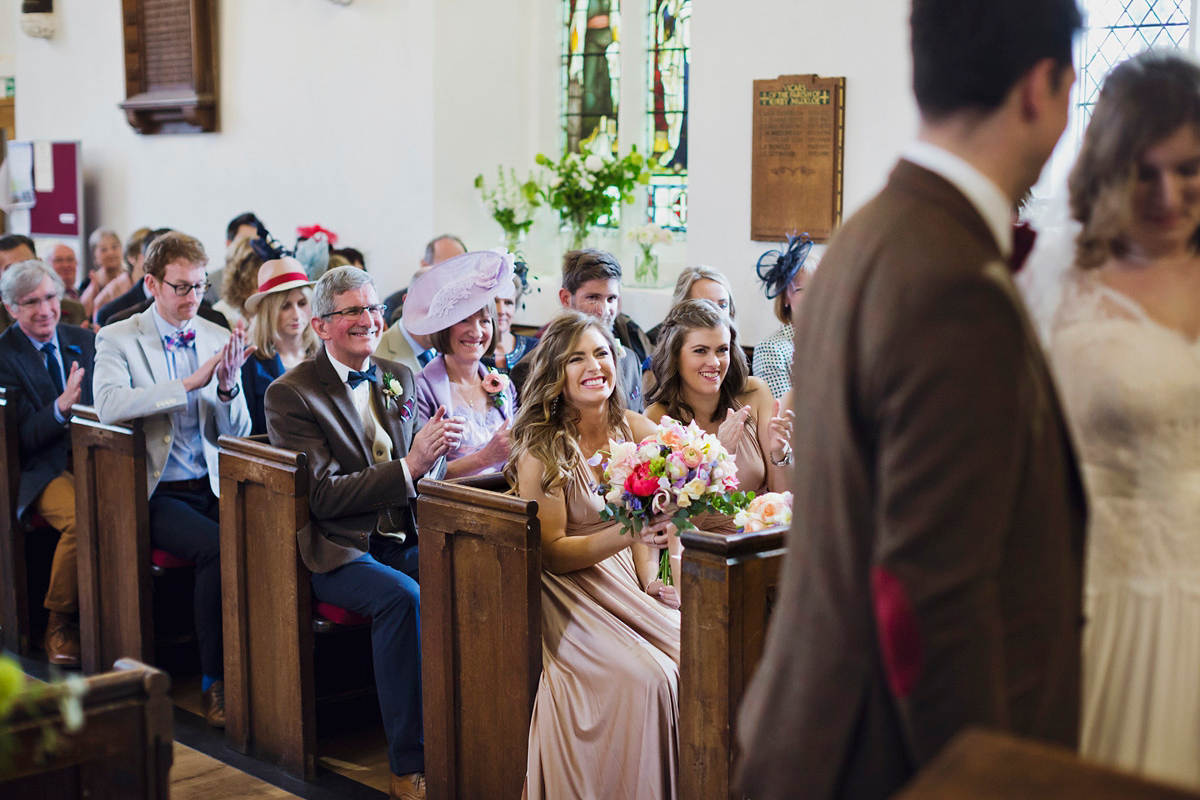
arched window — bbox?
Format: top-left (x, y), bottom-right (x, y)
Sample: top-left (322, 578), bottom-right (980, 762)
top-left (646, 0), bottom-right (690, 232)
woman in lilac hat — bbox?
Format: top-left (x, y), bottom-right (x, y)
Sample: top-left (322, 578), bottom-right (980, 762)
top-left (406, 250), bottom-right (518, 477)
top-left (241, 257), bottom-right (318, 434)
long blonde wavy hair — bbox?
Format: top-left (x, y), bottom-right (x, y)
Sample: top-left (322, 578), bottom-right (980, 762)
top-left (505, 310), bottom-right (628, 495)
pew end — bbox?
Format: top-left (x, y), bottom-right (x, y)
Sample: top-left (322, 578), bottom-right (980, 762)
top-left (0, 386), bottom-right (32, 655)
top-left (1, 657), bottom-right (173, 799)
top-left (416, 475), bottom-right (541, 800)
top-left (679, 524), bottom-right (787, 800)
top-left (894, 728), bottom-right (1200, 799)
top-left (71, 405), bottom-right (156, 675)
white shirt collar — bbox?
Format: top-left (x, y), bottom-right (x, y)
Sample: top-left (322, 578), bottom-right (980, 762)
top-left (396, 318), bottom-right (426, 356)
top-left (902, 140), bottom-right (1013, 258)
top-left (326, 351), bottom-right (372, 384)
top-left (150, 304), bottom-right (194, 338)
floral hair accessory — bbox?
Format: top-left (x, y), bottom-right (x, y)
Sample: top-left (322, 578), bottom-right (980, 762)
top-left (482, 368), bottom-right (510, 410)
top-left (295, 224), bottom-right (339, 246)
top-left (381, 372), bottom-right (404, 407)
top-left (756, 233), bottom-right (813, 300)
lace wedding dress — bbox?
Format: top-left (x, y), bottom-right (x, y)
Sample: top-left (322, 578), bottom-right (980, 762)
top-left (1047, 269), bottom-right (1200, 789)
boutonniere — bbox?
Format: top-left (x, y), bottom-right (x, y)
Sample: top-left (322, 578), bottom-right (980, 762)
top-left (381, 372), bottom-right (404, 408)
top-left (614, 341), bottom-right (627, 360)
top-left (482, 368), bottom-right (510, 410)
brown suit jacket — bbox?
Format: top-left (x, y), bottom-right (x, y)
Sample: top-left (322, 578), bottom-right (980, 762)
top-left (264, 346), bottom-right (419, 574)
top-left (736, 160), bottom-right (1087, 800)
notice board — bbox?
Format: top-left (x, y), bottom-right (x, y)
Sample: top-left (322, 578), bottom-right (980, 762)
top-left (751, 75), bottom-right (845, 243)
top-left (29, 141), bottom-right (83, 238)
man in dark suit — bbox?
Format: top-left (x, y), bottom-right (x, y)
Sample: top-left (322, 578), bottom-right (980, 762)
top-left (0, 235), bottom-right (88, 331)
top-left (0, 259), bottom-right (96, 666)
top-left (265, 266), bottom-right (459, 800)
top-left (736, 2), bottom-right (1088, 799)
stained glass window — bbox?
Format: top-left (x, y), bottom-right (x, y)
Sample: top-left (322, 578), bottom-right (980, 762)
top-left (1077, 0), bottom-right (1189, 124)
top-left (646, 0), bottom-right (690, 232)
top-left (562, 0), bottom-right (622, 156)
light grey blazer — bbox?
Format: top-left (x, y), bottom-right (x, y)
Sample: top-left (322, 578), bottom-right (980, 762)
top-left (92, 306), bottom-right (252, 497)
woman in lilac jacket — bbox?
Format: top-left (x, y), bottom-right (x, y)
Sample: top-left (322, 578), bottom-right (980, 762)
top-left (406, 249), bottom-right (518, 477)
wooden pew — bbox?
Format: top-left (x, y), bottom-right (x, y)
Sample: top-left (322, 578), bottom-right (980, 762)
top-left (0, 385), bottom-right (32, 654)
top-left (678, 525), bottom-right (787, 800)
top-left (895, 727), bottom-right (1200, 799)
top-left (416, 474), bottom-right (542, 800)
top-left (1, 657), bottom-right (173, 799)
top-left (217, 434), bottom-right (319, 779)
top-left (71, 406), bottom-right (155, 674)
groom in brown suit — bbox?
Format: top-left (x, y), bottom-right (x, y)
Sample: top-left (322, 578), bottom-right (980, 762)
top-left (265, 266), bottom-right (459, 800)
top-left (737, 2), bottom-right (1088, 798)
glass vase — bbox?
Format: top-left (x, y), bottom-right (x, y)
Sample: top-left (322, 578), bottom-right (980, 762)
top-left (635, 247), bottom-right (659, 285)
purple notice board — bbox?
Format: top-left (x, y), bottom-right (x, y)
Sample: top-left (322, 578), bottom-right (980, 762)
top-left (29, 142), bottom-right (82, 238)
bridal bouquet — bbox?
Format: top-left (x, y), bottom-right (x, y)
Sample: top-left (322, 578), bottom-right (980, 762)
top-left (593, 416), bottom-right (753, 585)
top-left (735, 491), bottom-right (793, 532)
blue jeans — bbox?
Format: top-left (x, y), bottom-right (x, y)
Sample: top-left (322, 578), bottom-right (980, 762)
top-left (311, 536), bottom-right (422, 775)
top-left (148, 487), bottom-right (222, 678)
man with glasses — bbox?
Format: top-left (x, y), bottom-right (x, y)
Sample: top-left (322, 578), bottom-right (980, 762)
top-left (0, 234), bottom-right (88, 332)
top-left (93, 231), bottom-right (252, 728)
top-left (0, 259), bottom-right (96, 666)
top-left (265, 266), bottom-right (461, 800)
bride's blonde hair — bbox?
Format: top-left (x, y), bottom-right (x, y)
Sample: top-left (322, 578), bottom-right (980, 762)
top-left (506, 310), bottom-right (627, 495)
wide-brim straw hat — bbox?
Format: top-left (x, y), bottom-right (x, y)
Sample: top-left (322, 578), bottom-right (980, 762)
top-left (403, 249), bottom-right (515, 336)
top-left (244, 257), bottom-right (315, 315)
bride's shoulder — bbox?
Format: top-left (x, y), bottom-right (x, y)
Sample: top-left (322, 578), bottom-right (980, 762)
top-left (1053, 268), bottom-right (1141, 330)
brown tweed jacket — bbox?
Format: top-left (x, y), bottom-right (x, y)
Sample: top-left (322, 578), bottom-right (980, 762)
top-left (265, 347), bottom-right (418, 574)
top-left (736, 160), bottom-right (1087, 800)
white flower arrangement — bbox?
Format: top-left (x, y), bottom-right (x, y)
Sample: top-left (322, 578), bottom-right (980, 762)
top-left (474, 167), bottom-right (540, 253)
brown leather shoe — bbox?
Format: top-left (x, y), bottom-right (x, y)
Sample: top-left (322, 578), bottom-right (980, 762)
top-left (201, 680), bottom-right (226, 728)
top-left (390, 771), bottom-right (426, 800)
top-left (44, 611), bottom-right (80, 667)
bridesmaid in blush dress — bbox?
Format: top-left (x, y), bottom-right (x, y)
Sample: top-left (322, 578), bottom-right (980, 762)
top-left (508, 310), bottom-right (681, 800)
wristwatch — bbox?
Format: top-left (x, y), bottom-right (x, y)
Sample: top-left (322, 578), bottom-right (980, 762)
top-left (770, 443), bottom-right (793, 467)
top-left (217, 383), bottom-right (240, 402)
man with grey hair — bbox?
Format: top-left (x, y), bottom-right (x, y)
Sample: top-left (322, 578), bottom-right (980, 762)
top-left (0, 235), bottom-right (88, 332)
top-left (381, 233), bottom-right (467, 326)
top-left (0, 259), bottom-right (96, 666)
top-left (265, 265), bottom-right (461, 800)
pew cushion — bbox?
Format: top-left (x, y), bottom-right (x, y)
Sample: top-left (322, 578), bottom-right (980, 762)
top-left (314, 602), bottom-right (370, 627)
top-left (150, 548), bottom-right (194, 569)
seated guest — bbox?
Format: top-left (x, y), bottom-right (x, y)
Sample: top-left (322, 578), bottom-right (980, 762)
top-left (491, 270), bottom-right (537, 373)
top-left (205, 212), bottom-right (263, 306)
top-left (0, 234), bottom-right (37, 272)
top-left (646, 265), bottom-right (737, 345)
top-left (0, 259), bottom-right (95, 667)
top-left (753, 235), bottom-right (818, 398)
top-left (376, 296), bottom-right (439, 376)
top-left (49, 244), bottom-right (81, 300)
top-left (241, 258), bottom-right (317, 435)
top-left (0, 235), bottom-right (87, 330)
top-left (80, 228), bottom-right (129, 320)
top-left (213, 238), bottom-right (264, 328)
top-left (508, 310), bottom-right (680, 799)
top-left (512, 249), bottom-right (645, 412)
top-left (90, 227), bottom-right (151, 319)
top-left (645, 300), bottom-right (792, 514)
top-left (382, 234), bottom-right (467, 325)
top-left (333, 247), bottom-right (366, 268)
top-left (266, 266), bottom-right (462, 800)
top-left (93, 231), bottom-right (253, 727)
top-left (406, 251), bottom-right (516, 477)
top-left (97, 228), bottom-right (170, 327)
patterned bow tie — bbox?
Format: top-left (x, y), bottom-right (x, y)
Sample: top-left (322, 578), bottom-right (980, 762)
top-left (346, 364), bottom-right (379, 388)
top-left (163, 329), bottom-right (196, 351)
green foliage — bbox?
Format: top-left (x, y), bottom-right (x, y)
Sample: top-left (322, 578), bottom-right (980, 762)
top-left (535, 143), bottom-right (652, 244)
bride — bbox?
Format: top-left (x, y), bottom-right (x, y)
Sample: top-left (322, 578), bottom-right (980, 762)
top-left (1030, 50), bottom-right (1200, 788)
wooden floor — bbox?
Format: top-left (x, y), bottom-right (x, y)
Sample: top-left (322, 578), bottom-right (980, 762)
top-left (172, 742), bottom-right (302, 799)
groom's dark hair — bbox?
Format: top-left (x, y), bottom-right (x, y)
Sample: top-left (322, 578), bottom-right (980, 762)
top-left (911, 0), bottom-right (1082, 120)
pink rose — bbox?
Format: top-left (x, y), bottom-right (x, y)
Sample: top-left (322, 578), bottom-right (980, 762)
top-left (681, 444), bottom-right (703, 469)
top-left (624, 462), bottom-right (660, 497)
top-left (650, 488), bottom-right (672, 514)
top-left (482, 371), bottom-right (510, 394)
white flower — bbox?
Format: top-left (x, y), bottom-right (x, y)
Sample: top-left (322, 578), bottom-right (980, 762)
top-left (549, 174), bottom-right (563, 189)
top-left (584, 154), bottom-right (605, 173)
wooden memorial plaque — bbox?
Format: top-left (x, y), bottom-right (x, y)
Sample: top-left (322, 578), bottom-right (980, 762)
top-left (751, 74), bottom-right (845, 243)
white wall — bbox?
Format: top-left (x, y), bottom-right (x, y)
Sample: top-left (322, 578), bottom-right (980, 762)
top-left (0, 0), bottom-right (17, 81)
top-left (689, 0), bottom-right (916, 345)
top-left (14, 0), bottom-right (436, 289)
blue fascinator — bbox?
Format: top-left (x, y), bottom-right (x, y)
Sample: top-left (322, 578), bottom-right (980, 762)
top-left (756, 233), bottom-right (813, 299)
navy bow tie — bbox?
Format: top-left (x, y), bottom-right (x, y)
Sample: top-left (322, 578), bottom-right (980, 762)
top-left (164, 329), bottom-right (196, 351)
top-left (347, 364), bottom-right (379, 388)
